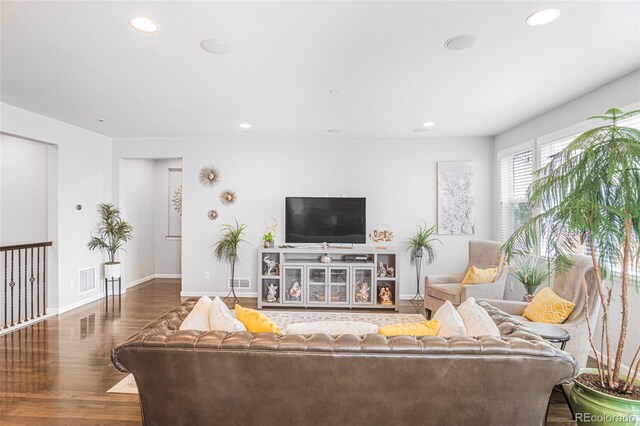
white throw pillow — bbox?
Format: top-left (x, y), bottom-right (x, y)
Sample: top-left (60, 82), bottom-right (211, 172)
top-left (432, 301), bottom-right (467, 337)
top-left (457, 297), bottom-right (500, 337)
top-left (179, 296), bottom-right (213, 331)
top-left (285, 320), bottom-right (378, 335)
top-left (209, 297), bottom-right (247, 332)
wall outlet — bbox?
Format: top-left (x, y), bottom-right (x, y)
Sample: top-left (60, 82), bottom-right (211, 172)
top-left (70, 280), bottom-right (75, 290)
top-left (204, 272), bottom-right (210, 280)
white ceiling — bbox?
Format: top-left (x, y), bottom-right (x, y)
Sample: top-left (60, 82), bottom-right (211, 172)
top-left (1, 1), bottom-right (639, 138)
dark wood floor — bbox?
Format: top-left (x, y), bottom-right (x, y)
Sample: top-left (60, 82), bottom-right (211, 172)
top-left (0, 279), bottom-right (576, 425)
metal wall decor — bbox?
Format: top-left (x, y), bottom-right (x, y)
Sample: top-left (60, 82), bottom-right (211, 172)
top-left (199, 166), bottom-right (221, 187)
top-left (220, 190), bottom-right (236, 205)
top-left (172, 186), bottom-right (183, 216)
top-left (368, 224), bottom-right (394, 248)
top-left (207, 209), bottom-right (219, 220)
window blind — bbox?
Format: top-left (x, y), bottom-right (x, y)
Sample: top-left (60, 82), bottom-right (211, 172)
top-left (499, 149), bottom-right (533, 241)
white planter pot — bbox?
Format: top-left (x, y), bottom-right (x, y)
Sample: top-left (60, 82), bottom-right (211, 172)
top-left (105, 263), bottom-right (121, 280)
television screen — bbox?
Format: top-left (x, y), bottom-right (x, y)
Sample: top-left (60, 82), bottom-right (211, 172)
top-left (285, 197), bottom-right (366, 244)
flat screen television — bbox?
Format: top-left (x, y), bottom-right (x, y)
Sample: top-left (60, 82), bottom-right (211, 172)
top-left (285, 197), bottom-right (366, 244)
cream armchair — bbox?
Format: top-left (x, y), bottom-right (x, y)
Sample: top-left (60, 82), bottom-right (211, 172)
top-left (483, 254), bottom-right (600, 368)
top-left (424, 240), bottom-right (507, 316)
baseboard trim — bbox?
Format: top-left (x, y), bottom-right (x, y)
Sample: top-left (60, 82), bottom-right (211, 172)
top-left (126, 275), bottom-right (156, 290)
top-left (593, 349), bottom-right (631, 375)
top-left (399, 293), bottom-right (423, 301)
top-left (155, 274), bottom-right (181, 279)
top-left (0, 314), bottom-right (50, 336)
top-left (53, 292), bottom-right (106, 315)
top-left (181, 290), bottom-right (258, 298)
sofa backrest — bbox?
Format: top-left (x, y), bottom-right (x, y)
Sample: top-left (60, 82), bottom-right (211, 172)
top-left (112, 299), bottom-right (577, 426)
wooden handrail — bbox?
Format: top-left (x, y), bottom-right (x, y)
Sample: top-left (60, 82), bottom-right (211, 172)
top-left (0, 241), bottom-right (53, 252)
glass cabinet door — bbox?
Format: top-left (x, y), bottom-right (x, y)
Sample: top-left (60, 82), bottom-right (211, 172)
top-left (352, 267), bottom-right (374, 305)
top-left (307, 267), bottom-right (327, 304)
top-left (283, 266), bottom-right (304, 304)
top-left (329, 267), bottom-right (349, 304)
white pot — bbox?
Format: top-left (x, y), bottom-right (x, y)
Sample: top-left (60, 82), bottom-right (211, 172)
top-left (105, 263), bottom-right (121, 279)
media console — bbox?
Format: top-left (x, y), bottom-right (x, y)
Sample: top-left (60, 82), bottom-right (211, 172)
top-left (257, 247), bottom-right (399, 311)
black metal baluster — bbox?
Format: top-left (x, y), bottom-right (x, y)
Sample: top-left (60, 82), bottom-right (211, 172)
top-left (3, 251), bottom-right (7, 329)
top-left (36, 247), bottom-right (41, 317)
top-left (30, 247), bottom-right (35, 320)
top-left (17, 250), bottom-right (21, 324)
top-left (24, 249), bottom-right (28, 321)
top-left (43, 248), bottom-right (47, 315)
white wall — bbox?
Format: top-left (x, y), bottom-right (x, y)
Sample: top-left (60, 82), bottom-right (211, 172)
top-left (122, 159), bottom-right (156, 283)
top-left (112, 137), bottom-right (494, 298)
top-left (1, 103), bottom-right (112, 313)
top-left (154, 159), bottom-right (182, 275)
top-left (0, 134), bottom-right (49, 245)
top-left (493, 69), bottom-right (640, 371)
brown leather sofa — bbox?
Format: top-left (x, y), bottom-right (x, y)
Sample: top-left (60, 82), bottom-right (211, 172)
top-left (112, 299), bottom-right (577, 426)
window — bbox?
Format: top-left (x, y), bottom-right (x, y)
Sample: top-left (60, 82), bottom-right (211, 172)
top-left (499, 149), bottom-right (533, 241)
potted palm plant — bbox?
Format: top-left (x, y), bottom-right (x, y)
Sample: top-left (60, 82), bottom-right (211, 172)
top-left (214, 220), bottom-right (248, 306)
top-left (504, 108), bottom-right (640, 424)
top-left (509, 256), bottom-right (552, 302)
top-left (407, 223), bottom-right (440, 303)
top-left (87, 203), bottom-right (133, 279)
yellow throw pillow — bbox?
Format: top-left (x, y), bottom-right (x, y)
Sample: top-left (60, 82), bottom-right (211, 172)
top-left (461, 266), bottom-right (499, 285)
top-left (235, 305), bottom-right (282, 333)
top-left (378, 320), bottom-right (440, 337)
top-left (523, 287), bottom-right (575, 324)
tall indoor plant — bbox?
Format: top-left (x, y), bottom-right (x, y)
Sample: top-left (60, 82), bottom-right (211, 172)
top-left (87, 203), bottom-right (133, 279)
top-left (214, 220), bottom-right (248, 306)
top-left (407, 222), bottom-right (440, 304)
top-left (503, 108), bottom-right (640, 421)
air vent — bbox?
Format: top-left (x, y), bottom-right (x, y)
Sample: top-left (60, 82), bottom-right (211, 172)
top-left (228, 277), bottom-right (251, 289)
top-left (79, 267), bottom-right (97, 294)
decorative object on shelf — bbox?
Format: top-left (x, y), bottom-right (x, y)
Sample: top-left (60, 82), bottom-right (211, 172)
top-left (437, 161), bottom-right (475, 235)
top-left (321, 242), bottom-right (329, 250)
top-left (312, 290), bottom-right (326, 302)
top-left (320, 254), bottom-right (332, 263)
top-left (220, 190), bottom-right (236, 205)
top-left (266, 283), bottom-right (279, 303)
top-left (207, 209), bottom-right (219, 220)
top-left (378, 284), bottom-right (394, 305)
top-left (503, 108), bottom-right (640, 411)
top-left (289, 281), bottom-right (302, 301)
top-left (377, 261), bottom-right (395, 278)
top-left (407, 222), bottom-right (440, 309)
top-left (263, 255), bottom-right (277, 276)
top-left (368, 224), bottom-right (394, 249)
top-left (355, 280), bottom-right (370, 303)
top-left (171, 186), bottom-right (183, 216)
top-left (263, 231), bottom-right (274, 248)
top-left (213, 220), bottom-right (248, 307)
top-left (509, 256), bottom-right (552, 302)
top-left (88, 203), bottom-right (133, 280)
top-left (199, 166), bottom-right (220, 187)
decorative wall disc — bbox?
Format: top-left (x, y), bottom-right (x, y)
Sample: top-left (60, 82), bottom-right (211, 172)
top-left (220, 190), bottom-right (236, 205)
top-left (199, 166), bottom-right (221, 187)
top-left (172, 186), bottom-right (183, 216)
top-left (368, 224), bottom-right (394, 248)
top-left (207, 209), bottom-right (219, 220)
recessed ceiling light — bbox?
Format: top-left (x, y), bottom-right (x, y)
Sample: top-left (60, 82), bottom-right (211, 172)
top-left (129, 17), bottom-right (158, 33)
top-left (526, 9), bottom-right (561, 26)
top-left (327, 129), bottom-right (342, 133)
top-left (444, 34), bottom-right (477, 51)
top-left (200, 39), bottom-right (233, 55)
top-left (421, 122), bottom-right (435, 127)
top-left (239, 123), bottom-right (252, 129)
top-left (329, 89), bottom-right (344, 96)
top-left (96, 118), bottom-right (105, 123)
top-left (413, 128), bottom-right (429, 133)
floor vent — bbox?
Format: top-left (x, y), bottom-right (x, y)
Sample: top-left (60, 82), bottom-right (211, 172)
top-left (79, 267), bottom-right (97, 294)
top-left (228, 277), bottom-right (251, 289)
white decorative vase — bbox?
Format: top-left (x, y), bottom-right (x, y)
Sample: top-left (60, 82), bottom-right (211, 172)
top-left (105, 263), bottom-right (121, 279)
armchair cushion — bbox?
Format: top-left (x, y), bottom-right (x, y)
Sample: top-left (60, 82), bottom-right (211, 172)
top-left (425, 273), bottom-right (465, 285)
top-left (523, 288), bottom-right (575, 324)
top-left (426, 283), bottom-right (462, 305)
top-left (461, 266), bottom-right (499, 285)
